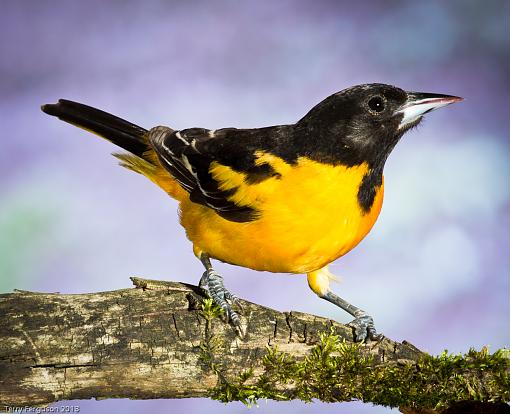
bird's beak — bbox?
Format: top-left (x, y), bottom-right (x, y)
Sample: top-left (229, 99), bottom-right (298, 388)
top-left (397, 92), bottom-right (463, 130)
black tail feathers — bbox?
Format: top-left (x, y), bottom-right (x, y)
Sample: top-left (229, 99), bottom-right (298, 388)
top-left (41, 99), bottom-right (149, 158)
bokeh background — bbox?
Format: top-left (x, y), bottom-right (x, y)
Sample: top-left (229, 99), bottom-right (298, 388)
top-left (1, 1), bottom-right (509, 413)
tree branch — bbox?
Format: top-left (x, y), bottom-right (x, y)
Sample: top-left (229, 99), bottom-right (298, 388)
top-left (0, 278), bottom-right (508, 414)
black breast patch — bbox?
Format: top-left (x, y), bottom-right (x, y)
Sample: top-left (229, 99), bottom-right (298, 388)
top-left (357, 165), bottom-right (383, 214)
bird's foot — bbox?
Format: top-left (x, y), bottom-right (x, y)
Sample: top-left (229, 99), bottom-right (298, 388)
top-left (199, 269), bottom-right (242, 329)
top-left (319, 290), bottom-right (382, 343)
top-left (348, 310), bottom-right (382, 342)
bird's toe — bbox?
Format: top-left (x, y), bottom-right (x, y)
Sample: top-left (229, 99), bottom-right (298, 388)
top-left (201, 269), bottom-right (242, 328)
top-left (348, 312), bottom-right (382, 342)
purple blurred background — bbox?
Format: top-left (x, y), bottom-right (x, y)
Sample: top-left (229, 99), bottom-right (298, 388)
top-left (1, 1), bottom-right (509, 413)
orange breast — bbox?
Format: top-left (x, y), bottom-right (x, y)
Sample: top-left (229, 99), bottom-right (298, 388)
top-left (179, 155), bottom-right (384, 274)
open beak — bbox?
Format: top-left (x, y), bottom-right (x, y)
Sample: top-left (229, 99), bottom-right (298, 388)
top-left (398, 92), bottom-right (463, 130)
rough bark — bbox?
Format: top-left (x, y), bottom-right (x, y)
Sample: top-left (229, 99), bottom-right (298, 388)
top-left (0, 278), bottom-right (508, 414)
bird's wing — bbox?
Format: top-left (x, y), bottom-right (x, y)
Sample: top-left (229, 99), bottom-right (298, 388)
top-left (149, 126), bottom-right (263, 222)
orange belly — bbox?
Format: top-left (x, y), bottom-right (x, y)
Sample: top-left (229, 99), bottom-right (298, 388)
top-left (178, 155), bottom-right (384, 274)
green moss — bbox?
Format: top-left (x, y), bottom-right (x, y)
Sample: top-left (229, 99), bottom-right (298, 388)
top-left (202, 327), bottom-right (510, 410)
top-left (198, 299), bottom-right (224, 374)
top-left (200, 298), bottom-right (224, 323)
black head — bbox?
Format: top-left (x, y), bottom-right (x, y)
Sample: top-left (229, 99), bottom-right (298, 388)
top-left (297, 83), bottom-right (462, 168)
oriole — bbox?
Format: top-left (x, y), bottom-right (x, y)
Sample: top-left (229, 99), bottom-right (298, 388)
top-left (42, 83), bottom-right (462, 341)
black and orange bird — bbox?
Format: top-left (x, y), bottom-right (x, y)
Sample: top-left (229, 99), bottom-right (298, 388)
top-left (42, 84), bottom-right (462, 341)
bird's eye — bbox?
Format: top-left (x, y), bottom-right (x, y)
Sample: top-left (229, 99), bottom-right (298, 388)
top-left (367, 96), bottom-right (385, 113)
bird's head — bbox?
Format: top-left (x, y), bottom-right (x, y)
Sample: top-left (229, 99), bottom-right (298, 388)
top-left (298, 83), bottom-right (463, 167)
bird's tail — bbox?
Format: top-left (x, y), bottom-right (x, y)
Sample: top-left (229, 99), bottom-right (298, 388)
top-left (41, 99), bottom-right (150, 157)
top-left (41, 99), bottom-right (187, 201)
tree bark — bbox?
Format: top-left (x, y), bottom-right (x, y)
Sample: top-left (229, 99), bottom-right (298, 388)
top-left (0, 278), bottom-right (508, 413)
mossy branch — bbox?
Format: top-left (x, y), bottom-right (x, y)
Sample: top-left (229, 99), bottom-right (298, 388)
top-left (0, 277), bottom-right (508, 414)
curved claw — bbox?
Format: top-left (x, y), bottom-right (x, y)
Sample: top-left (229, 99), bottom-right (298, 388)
top-left (348, 312), bottom-right (382, 342)
top-left (224, 290), bottom-right (243, 311)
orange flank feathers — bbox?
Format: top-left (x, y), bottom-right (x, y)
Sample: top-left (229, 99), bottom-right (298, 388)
top-left (114, 149), bottom-right (188, 202)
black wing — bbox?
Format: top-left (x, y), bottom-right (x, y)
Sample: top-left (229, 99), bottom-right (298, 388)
top-left (148, 126), bottom-right (262, 223)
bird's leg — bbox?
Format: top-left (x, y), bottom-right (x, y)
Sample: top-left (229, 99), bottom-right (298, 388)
top-left (199, 253), bottom-right (242, 329)
top-left (322, 291), bottom-right (381, 342)
top-left (307, 267), bottom-right (382, 342)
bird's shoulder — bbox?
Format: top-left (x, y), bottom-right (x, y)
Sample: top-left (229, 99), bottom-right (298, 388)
top-left (148, 124), bottom-right (291, 222)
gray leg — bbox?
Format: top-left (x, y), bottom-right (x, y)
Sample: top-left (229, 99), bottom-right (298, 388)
top-left (199, 254), bottom-right (241, 328)
top-left (321, 291), bottom-right (381, 342)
